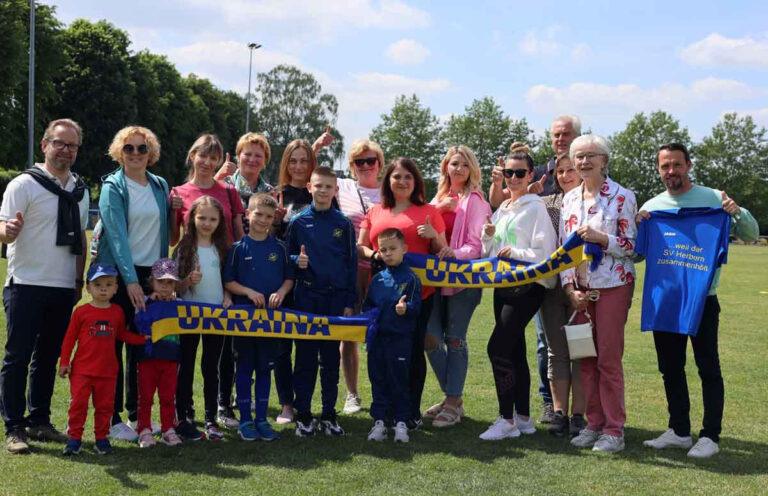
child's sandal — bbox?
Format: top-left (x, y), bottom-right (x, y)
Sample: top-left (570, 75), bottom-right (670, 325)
top-left (432, 404), bottom-right (461, 428)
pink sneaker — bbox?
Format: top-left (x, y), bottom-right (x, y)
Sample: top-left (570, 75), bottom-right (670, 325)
top-left (138, 428), bottom-right (155, 448)
top-left (160, 428), bottom-right (182, 446)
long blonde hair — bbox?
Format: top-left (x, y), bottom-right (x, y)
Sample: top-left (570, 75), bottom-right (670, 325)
top-left (277, 139), bottom-right (316, 188)
top-left (435, 145), bottom-right (483, 200)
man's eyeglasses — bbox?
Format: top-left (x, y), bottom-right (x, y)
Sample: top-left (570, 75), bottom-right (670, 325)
top-left (573, 153), bottom-right (606, 162)
top-left (353, 157), bottom-right (378, 167)
top-left (123, 144), bottom-right (149, 155)
top-left (48, 139), bottom-right (80, 152)
top-left (503, 168), bottom-right (529, 179)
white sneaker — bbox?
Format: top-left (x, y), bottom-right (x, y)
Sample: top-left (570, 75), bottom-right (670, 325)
top-left (593, 434), bottom-right (625, 453)
top-left (138, 428), bottom-right (155, 448)
top-left (393, 422), bottom-right (409, 443)
top-left (367, 420), bottom-right (388, 441)
top-left (343, 393), bottom-right (362, 414)
top-left (479, 416), bottom-right (520, 440)
top-left (128, 420), bottom-right (161, 435)
top-left (571, 428), bottom-right (601, 447)
top-left (109, 422), bottom-right (138, 442)
top-left (643, 429), bottom-right (693, 449)
top-left (687, 437), bottom-right (720, 458)
top-left (514, 414), bottom-right (536, 435)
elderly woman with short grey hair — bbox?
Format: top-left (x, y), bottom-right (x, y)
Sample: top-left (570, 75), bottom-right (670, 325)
top-left (558, 134), bottom-right (637, 454)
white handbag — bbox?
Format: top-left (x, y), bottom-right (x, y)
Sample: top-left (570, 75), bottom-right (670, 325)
top-left (563, 310), bottom-right (597, 359)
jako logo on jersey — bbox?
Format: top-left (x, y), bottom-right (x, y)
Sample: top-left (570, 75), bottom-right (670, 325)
top-left (398, 283), bottom-right (408, 293)
top-left (268, 253), bottom-right (278, 262)
top-left (332, 228), bottom-right (343, 238)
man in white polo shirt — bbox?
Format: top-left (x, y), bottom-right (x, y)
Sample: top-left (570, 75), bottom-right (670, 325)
top-left (0, 118), bottom-right (89, 454)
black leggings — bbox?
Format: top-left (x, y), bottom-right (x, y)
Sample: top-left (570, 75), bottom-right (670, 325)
top-left (177, 334), bottom-right (227, 423)
top-left (488, 285), bottom-right (545, 419)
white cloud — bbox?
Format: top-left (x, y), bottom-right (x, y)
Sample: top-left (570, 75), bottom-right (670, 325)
top-left (518, 27), bottom-right (590, 61)
top-left (333, 72), bottom-right (450, 112)
top-left (385, 39), bottom-right (430, 65)
top-left (183, 0), bottom-right (430, 42)
top-left (525, 78), bottom-right (764, 116)
top-left (680, 33), bottom-right (768, 68)
top-left (730, 108), bottom-right (768, 127)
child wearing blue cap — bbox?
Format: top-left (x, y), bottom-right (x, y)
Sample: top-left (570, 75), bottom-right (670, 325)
top-left (58, 263), bottom-right (148, 455)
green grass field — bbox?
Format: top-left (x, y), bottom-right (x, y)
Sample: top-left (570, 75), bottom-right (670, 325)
top-left (0, 244), bottom-right (766, 495)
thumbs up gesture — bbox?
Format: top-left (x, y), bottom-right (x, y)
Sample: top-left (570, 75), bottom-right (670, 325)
top-left (215, 152), bottom-right (237, 180)
top-left (312, 125), bottom-right (335, 153)
top-left (417, 215), bottom-right (438, 239)
top-left (170, 189), bottom-right (183, 211)
top-left (528, 174), bottom-right (547, 195)
top-left (3, 211), bottom-right (24, 241)
top-left (483, 215), bottom-right (496, 237)
top-left (721, 191), bottom-right (741, 217)
top-left (395, 295), bottom-right (407, 316)
top-left (189, 262), bottom-right (202, 285)
top-left (437, 195), bottom-right (458, 213)
top-left (491, 156), bottom-right (504, 185)
top-left (297, 244), bottom-right (309, 269)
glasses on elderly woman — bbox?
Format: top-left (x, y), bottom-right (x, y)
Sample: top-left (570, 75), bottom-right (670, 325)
top-left (573, 152), bottom-right (606, 162)
top-left (353, 157), bottom-right (377, 168)
top-left (123, 144), bottom-right (149, 155)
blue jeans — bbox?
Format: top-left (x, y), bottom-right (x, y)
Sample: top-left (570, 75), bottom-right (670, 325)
top-left (426, 289), bottom-right (481, 397)
top-left (534, 312), bottom-right (553, 404)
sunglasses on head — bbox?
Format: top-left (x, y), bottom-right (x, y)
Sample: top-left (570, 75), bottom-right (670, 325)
top-left (123, 144), bottom-right (149, 155)
top-left (503, 168), bottom-right (529, 179)
top-left (353, 157), bottom-right (377, 167)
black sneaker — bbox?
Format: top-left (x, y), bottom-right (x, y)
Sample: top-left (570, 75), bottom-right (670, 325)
top-left (547, 411), bottom-right (569, 437)
top-left (26, 423), bottom-right (68, 443)
top-left (175, 420), bottom-right (204, 441)
top-left (406, 418), bottom-right (424, 431)
top-left (538, 402), bottom-right (555, 424)
top-left (295, 413), bottom-right (315, 438)
top-left (319, 412), bottom-right (344, 437)
top-left (569, 414), bottom-right (587, 438)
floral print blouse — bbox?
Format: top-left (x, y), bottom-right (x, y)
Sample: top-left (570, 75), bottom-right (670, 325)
top-left (559, 177), bottom-right (637, 289)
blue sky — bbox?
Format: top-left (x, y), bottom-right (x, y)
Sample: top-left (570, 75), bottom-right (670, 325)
top-left (49, 0), bottom-right (768, 154)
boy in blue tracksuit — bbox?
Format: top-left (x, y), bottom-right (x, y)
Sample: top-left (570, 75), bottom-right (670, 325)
top-left (363, 228), bottom-right (421, 443)
top-left (286, 167), bottom-right (357, 437)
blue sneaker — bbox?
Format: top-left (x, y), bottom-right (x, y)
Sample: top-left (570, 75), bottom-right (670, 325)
top-left (255, 421), bottom-right (280, 441)
top-left (94, 439), bottom-right (113, 455)
top-left (63, 438), bottom-right (82, 456)
top-left (238, 421), bottom-right (261, 441)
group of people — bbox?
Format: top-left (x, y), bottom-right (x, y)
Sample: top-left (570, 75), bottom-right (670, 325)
top-left (0, 114), bottom-right (758, 458)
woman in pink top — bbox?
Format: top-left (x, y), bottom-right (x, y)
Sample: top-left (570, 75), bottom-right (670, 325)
top-left (423, 146), bottom-right (491, 428)
top-left (359, 157), bottom-right (451, 428)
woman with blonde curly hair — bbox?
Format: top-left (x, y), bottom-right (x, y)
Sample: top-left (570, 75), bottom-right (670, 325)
top-left (94, 125), bottom-right (171, 442)
top-left (422, 145), bottom-right (491, 427)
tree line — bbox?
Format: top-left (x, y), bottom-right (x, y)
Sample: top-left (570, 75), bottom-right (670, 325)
top-left (2, 2), bottom-right (766, 232)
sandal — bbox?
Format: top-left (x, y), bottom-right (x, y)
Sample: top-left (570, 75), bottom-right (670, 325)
top-left (432, 404), bottom-right (461, 428)
top-left (423, 400), bottom-right (445, 420)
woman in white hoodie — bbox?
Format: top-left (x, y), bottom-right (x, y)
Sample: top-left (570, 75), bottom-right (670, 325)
top-left (478, 151), bottom-right (557, 441)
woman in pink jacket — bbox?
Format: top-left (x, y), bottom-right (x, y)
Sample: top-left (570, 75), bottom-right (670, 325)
top-left (423, 145), bottom-right (491, 427)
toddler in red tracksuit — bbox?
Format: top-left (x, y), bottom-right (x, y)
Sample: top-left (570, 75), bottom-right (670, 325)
top-left (58, 263), bottom-right (147, 456)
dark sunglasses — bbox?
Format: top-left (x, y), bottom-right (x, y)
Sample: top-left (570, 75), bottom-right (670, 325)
top-left (503, 168), bottom-right (529, 179)
top-left (123, 144), bottom-right (149, 155)
top-left (353, 157), bottom-right (378, 167)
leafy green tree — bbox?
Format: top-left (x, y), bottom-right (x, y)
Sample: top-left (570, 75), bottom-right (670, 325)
top-left (370, 94), bottom-right (443, 195)
top-left (609, 111), bottom-right (691, 206)
top-left (254, 65), bottom-right (343, 183)
top-left (184, 74), bottom-right (246, 160)
top-left (693, 113), bottom-right (768, 233)
top-left (53, 19), bottom-right (137, 185)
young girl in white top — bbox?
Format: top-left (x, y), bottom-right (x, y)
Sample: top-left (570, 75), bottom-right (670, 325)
top-left (478, 151), bottom-right (557, 441)
top-left (172, 195), bottom-right (233, 441)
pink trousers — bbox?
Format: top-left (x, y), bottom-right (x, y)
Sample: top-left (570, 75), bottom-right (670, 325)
top-left (575, 283), bottom-right (634, 437)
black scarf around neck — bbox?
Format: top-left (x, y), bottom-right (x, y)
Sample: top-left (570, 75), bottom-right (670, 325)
top-left (23, 167), bottom-right (87, 255)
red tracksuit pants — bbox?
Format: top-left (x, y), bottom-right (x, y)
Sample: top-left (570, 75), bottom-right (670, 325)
top-left (137, 359), bottom-right (177, 434)
top-left (67, 374), bottom-right (116, 441)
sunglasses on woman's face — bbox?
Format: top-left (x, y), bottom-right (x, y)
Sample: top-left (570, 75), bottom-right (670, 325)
top-left (123, 144), bottom-right (149, 155)
top-left (503, 168), bottom-right (528, 178)
top-left (353, 157), bottom-right (378, 167)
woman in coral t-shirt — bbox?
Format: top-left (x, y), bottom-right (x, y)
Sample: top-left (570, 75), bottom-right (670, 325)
top-left (358, 157), bottom-right (451, 428)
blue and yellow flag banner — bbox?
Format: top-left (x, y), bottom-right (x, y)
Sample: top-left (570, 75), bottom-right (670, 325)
top-left (404, 233), bottom-right (603, 288)
top-left (135, 302), bottom-right (377, 343)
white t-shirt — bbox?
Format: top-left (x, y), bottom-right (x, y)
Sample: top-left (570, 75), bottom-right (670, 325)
top-left (181, 245), bottom-right (224, 305)
top-left (0, 164), bottom-right (89, 288)
top-left (126, 177), bottom-right (162, 267)
top-left (337, 178), bottom-right (381, 238)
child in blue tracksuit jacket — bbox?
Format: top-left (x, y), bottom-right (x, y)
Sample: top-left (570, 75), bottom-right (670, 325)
top-left (286, 167), bottom-right (357, 437)
top-left (363, 228), bottom-right (421, 443)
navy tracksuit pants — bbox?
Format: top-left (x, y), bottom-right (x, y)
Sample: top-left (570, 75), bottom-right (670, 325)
top-left (368, 333), bottom-right (412, 423)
